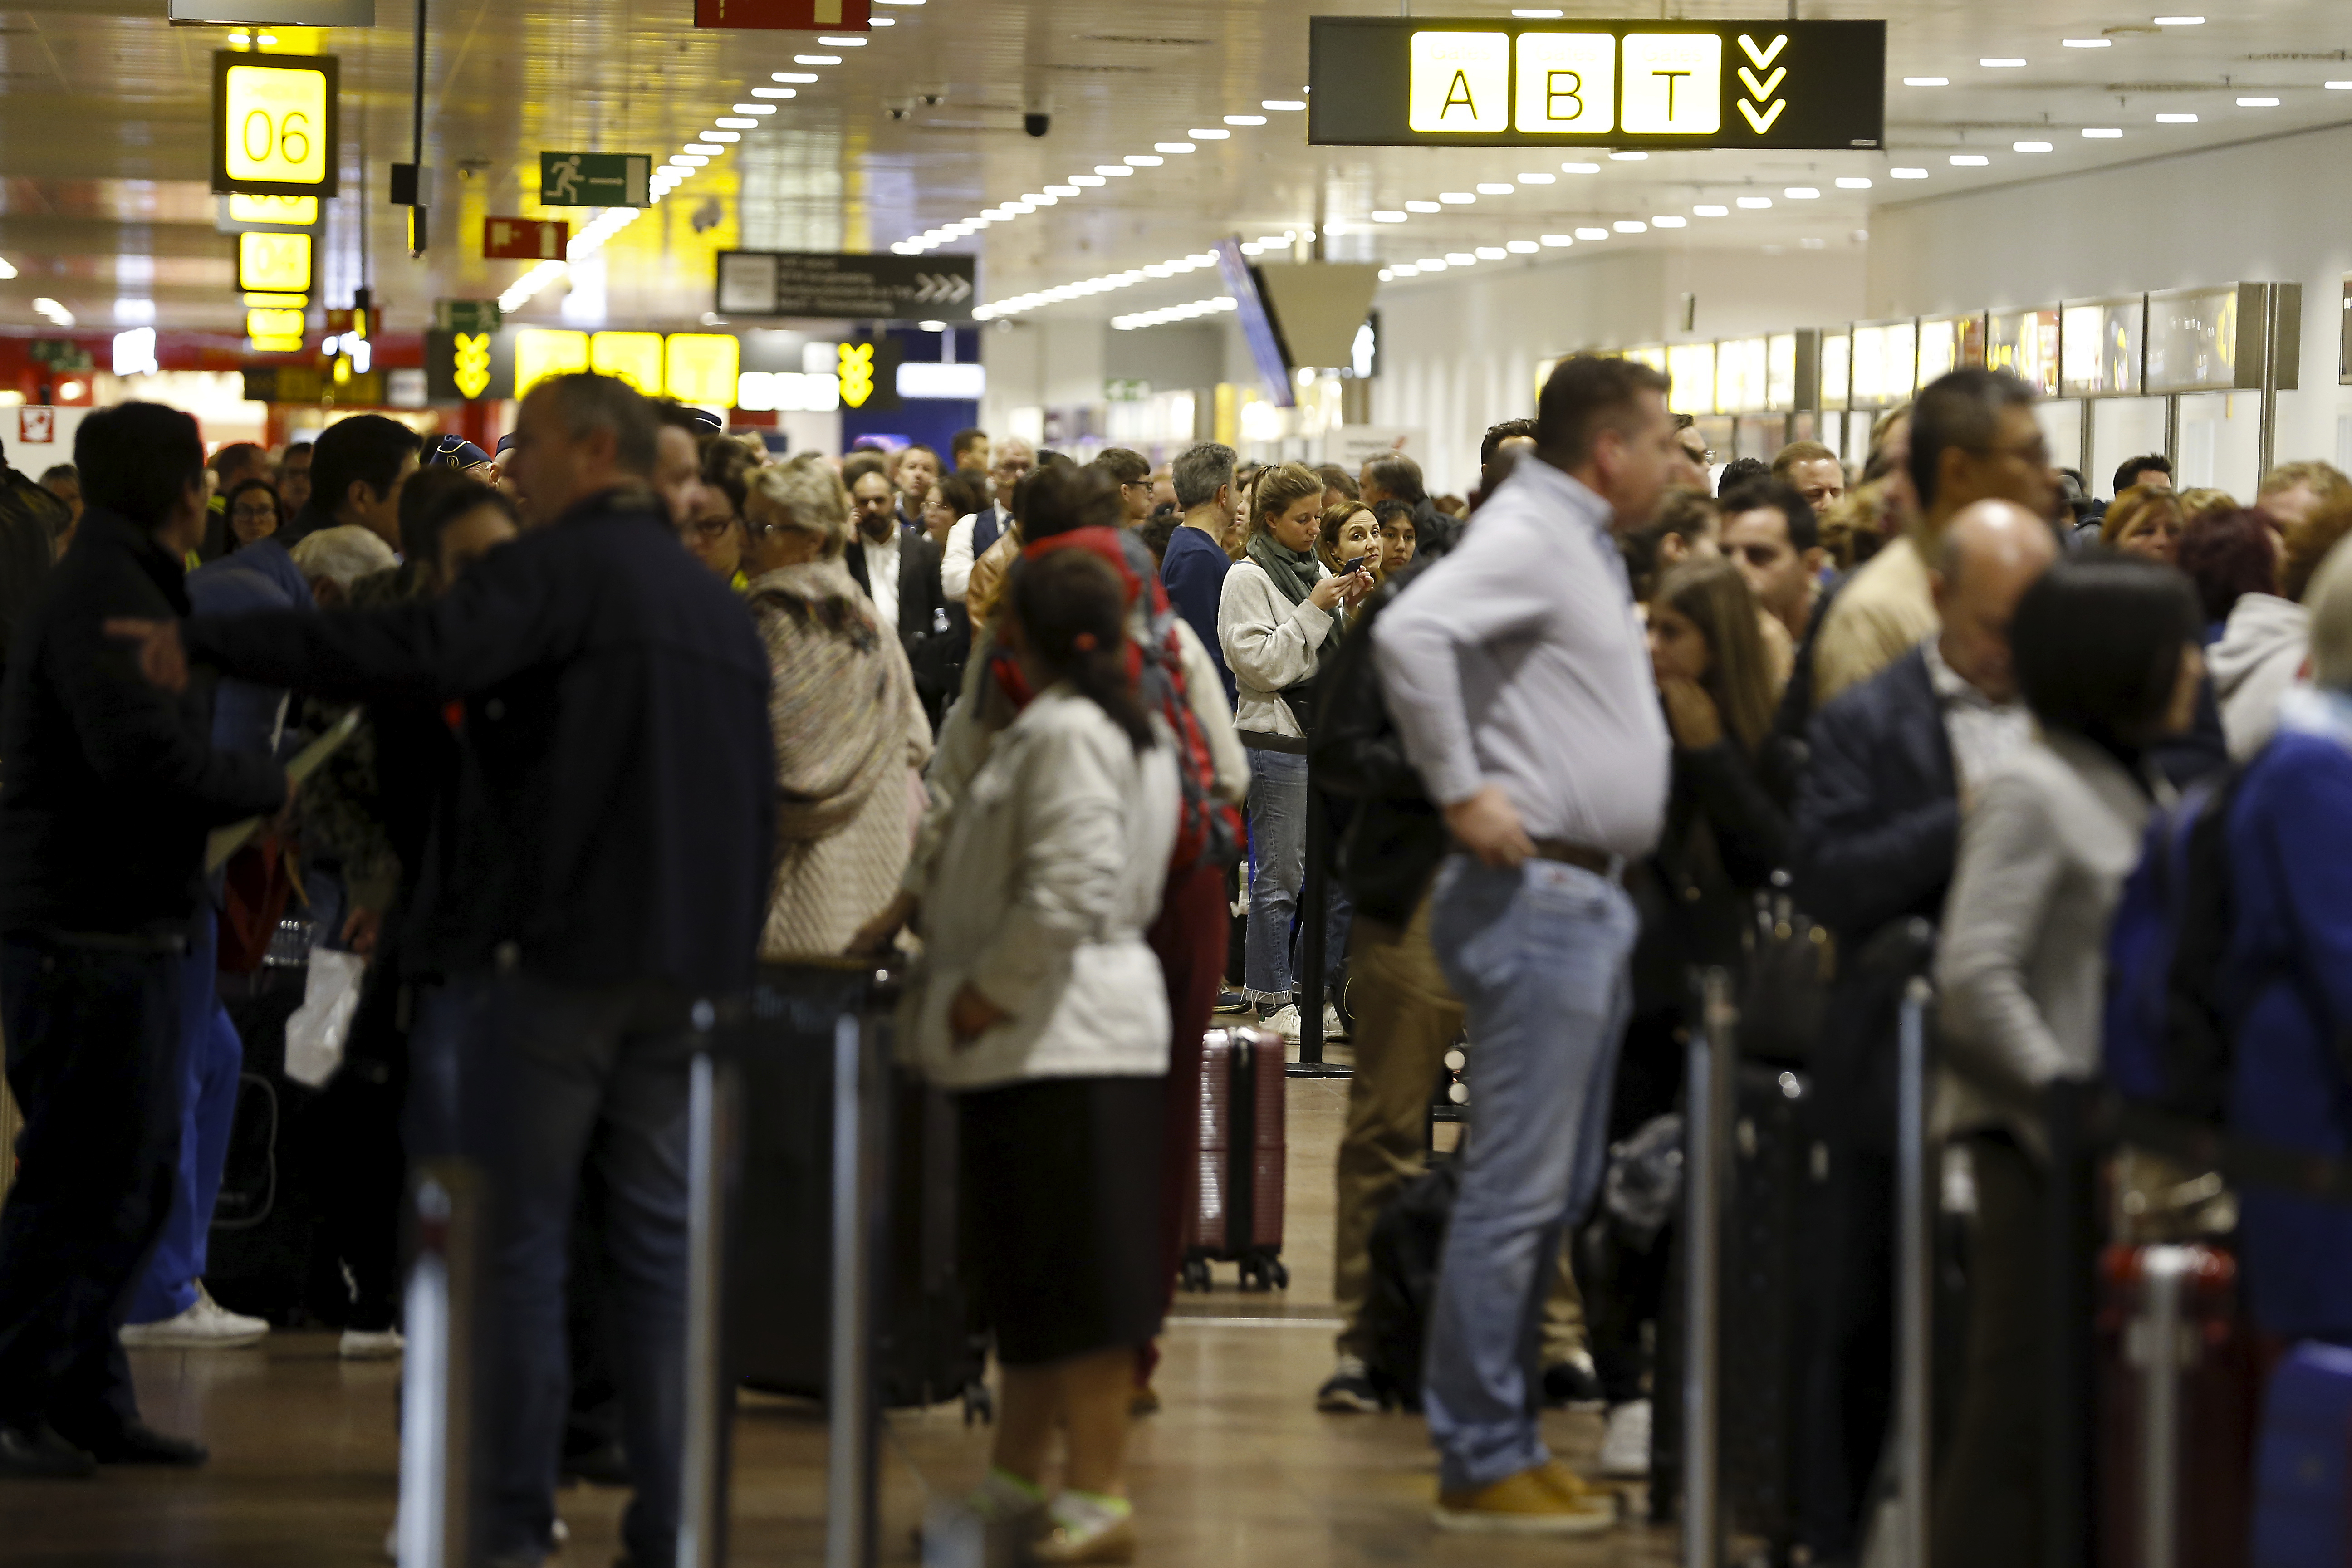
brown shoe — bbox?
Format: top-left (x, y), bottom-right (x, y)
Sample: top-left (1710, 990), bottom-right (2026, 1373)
top-left (1128, 1385), bottom-right (1161, 1417)
top-left (1027, 1513), bottom-right (1136, 1564)
top-left (1433, 1465), bottom-right (1617, 1535)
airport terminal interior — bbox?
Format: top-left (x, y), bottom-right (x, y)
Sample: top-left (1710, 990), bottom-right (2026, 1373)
top-left (8, 1), bottom-right (2352, 1566)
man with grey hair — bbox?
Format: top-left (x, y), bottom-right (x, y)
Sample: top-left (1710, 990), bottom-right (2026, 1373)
top-left (940, 435), bottom-right (1034, 602)
top-left (108, 370), bottom-right (774, 1568)
top-left (1162, 440), bottom-right (1239, 705)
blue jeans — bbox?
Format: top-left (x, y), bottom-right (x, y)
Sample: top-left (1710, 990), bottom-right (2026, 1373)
top-left (1244, 746), bottom-right (1351, 1007)
top-left (1422, 854), bottom-right (1637, 1495)
top-left (128, 914), bottom-right (243, 1325)
top-left (437, 969), bottom-right (696, 1568)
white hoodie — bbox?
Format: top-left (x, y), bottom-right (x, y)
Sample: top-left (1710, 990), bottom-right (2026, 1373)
top-left (2209, 592), bottom-right (2310, 761)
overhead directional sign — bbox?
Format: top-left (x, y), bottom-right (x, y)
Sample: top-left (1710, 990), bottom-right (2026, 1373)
top-left (236, 230), bottom-right (316, 294)
top-left (212, 51), bottom-right (340, 196)
top-left (715, 251), bottom-right (978, 321)
top-left (693, 0), bottom-right (871, 29)
top-left (217, 194), bottom-right (321, 235)
top-left (434, 299), bottom-right (503, 333)
top-left (1307, 18), bottom-right (1884, 149)
top-left (485, 216), bottom-right (570, 260)
top-left (538, 152), bottom-right (651, 208)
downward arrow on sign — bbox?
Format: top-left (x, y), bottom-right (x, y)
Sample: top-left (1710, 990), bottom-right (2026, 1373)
top-left (1739, 98), bottom-right (1788, 132)
top-left (1739, 65), bottom-right (1787, 100)
top-left (1738, 33), bottom-right (1788, 68)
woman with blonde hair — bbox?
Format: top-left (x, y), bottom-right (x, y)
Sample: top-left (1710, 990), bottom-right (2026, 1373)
top-left (2101, 483), bottom-right (2187, 566)
top-left (1216, 461), bottom-right (1375, 1038)
top-left (741, 455), bottom-right (932, 956)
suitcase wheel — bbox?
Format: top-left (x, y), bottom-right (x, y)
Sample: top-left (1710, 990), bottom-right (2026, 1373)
top-left (1268, 1259), bottom-right (1290, 1290)
top-left (962, 1382), bottom-right (995, 1426)
top-left (1237, 1255), bottom-right (1289, 1292)
top-left (1180, 1258), bottom-right (1212, 1293)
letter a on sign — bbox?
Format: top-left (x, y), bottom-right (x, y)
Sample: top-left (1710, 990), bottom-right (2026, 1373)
top-left (1409, 33), bottom-right (1508, 133)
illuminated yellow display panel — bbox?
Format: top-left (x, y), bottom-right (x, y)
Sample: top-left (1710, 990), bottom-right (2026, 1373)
top-left (237, 231), bottom-right (313, 293)
top-left (229, 194), bottom-right (319, 226)
top-left (666, 334), bottom-right (740, 407)
top-left (1514, 34), bottom-right (1614, 134)
top-left (514, 328), bottom-right (590, 396)
top-left (1408, 33), bottom-right (1509, 133)
top-left (222, 62), bottom-right (329, 187)
top-left (589, 332), bottom-right (664, 394)
top-left (247, 307), bottom-right (305, 340)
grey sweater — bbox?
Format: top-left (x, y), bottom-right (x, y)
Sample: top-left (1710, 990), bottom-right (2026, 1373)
top-left (1934, 728), bottom-right (2159, 1158)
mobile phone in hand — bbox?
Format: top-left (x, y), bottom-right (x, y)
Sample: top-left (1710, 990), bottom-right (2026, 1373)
top-left (1342, 555), bottom-right (1370, 575)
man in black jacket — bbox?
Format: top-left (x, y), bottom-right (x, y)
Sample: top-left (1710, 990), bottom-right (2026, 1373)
top-left (113, 374), bottom-right (773, 1568)
top-left (844, 464), bottom-right (963, 727)
top-left (0, 403), bottom-right (290, 1478)
top-left (1788, 500), bottom-right (2053, 1564)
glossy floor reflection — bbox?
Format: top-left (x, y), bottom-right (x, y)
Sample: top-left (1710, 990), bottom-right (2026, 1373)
top-left (0, 1074), bottom-right (1675, 1566)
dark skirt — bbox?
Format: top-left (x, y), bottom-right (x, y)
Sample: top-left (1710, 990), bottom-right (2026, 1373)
top-left (958, 1073), bottom-right (1167, 1367)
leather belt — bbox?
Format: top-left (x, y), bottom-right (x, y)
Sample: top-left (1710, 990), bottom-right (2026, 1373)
top-left (1528, 838), bottom-right (1620, 879)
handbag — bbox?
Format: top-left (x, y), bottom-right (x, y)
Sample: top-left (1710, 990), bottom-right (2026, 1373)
top-left (217, 835), bottom-right (298, 975)
top-left (1737, 873), bottom-right (1833, 1066)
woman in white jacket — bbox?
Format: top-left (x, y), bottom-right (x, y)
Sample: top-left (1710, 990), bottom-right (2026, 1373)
top-left (906, 547), bottom-right (1181, 1565)
top-left (1216, 461), bottom-right (1375, 1035)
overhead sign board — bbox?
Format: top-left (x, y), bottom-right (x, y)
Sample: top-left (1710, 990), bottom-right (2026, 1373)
top-left (172, 1), bottom-right (376, 20)
top-left (429, 328), bottom-right (745, 406)
top-left (693, 0), bottom-right (870, 29)
top-left (425, 328), bottom-right (518, 403)
top-left (538, 152), bottom-right (651, 209)
top-left (433, 299), bottom-right (502, 333)
top-left (216, 194), bottom-right (321, 235)
top-left (211, 51), bottom-right (339, 196)
top-left (484, 217), bottom-right (569, 261)
top-left (715, 250), bottom-right (977, 322)
top-left (1307, 18), bottom-right (1884, 149)
top-left (236, 230), bottom-right (316, 294)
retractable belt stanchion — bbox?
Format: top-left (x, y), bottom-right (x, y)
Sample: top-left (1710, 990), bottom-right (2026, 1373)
top-left (824, 992), bottom-right (888, 1568)
top-left (1289, 754), bottom-right (1349, 1080)
top-left (2042, 1077), bottom-right (2098, 1568)
top-left (1894, 975), bottom-right (1936, 1568)
top-left (1681, 967), bottom-right (1735, 1568)
top-left (396, 1161), bottom-right (484, 1568)
top-left (680, 1024), bottom-right (744, 1568)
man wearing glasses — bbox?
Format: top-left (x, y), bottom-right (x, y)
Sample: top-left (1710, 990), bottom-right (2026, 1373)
top-left (1809, 369), bottom-right (2058, 707)
top-left (941, 436), bottom-right (1034, 603)
top-left (1092, 447), bottom-right (1153, 524)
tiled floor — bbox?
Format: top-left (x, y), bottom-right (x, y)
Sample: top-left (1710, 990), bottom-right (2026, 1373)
top-left (0, 1072), bottom-right (1677, 1566)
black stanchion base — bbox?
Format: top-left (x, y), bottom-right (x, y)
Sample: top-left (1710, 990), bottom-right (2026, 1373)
top-left (1283, 1062), bottom-right (1354, 1079)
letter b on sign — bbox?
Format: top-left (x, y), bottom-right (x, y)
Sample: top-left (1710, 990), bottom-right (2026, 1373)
top-left (1409, 32), bottom-right (1509, 133)
top-left (1515, 33), bottom-right (1616, 133)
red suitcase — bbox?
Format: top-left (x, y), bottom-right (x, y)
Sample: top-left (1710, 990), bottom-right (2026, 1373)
top-left (2095, 1242), bottom-right (2261, 1568)
top-left (1178, 1027), bottom-right (1289, 1291)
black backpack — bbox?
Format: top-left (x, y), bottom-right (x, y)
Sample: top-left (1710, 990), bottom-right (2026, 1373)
top-left (1362, 1156), bottom-right (1458, 1411)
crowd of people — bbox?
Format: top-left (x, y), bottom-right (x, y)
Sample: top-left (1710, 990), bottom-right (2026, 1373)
top-left (0, 354), bottom-right (2347, 1567)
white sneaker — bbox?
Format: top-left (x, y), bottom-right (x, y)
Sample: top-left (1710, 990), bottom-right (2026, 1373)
top-left (121, 1286), bottom-right (269, 1349)
top-left (341, 1327), bottom-right (405, 1360)
top-left (1597, 1398), bottom-right (1651, 1478)
top-left (1322, 1001), bottom-right (1349, 1041)
top-left (1260, 1003), bottom-right (1302, 1044)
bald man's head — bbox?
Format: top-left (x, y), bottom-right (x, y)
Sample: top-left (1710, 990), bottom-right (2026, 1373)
top-left (1931, 500), bottom-right (2060, 703)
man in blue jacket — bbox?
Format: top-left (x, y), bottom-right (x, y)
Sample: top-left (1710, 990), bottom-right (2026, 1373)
top-left (0, 403), bottom-right (291, 1478)
top-left (1160, 441), bottom-right (1239, 707)
top-left (1789, 500), bottom-right (2053, 1564)
top-left (112, 373), bottom-right (774, 1568)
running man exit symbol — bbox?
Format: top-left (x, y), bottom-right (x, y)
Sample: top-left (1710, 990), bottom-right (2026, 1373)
top-left (1737, 34), bottom-right (1789, 132)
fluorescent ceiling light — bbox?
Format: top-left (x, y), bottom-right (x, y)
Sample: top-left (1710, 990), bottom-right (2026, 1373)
top-left (1891, 167), bottom-right (1929, 178)
top-left (2083, 126), bottom-right (2124, 136)
top-left (1574, 227), bottom-right (1609, 240)
top-left (1694, 203), bottom-right (1729, 216)
top-left (793, 54), bottom-right (841, 65)
top-left (2237, 96), bottom-right (2280, 107)
top-left (1439, 191), bottom-right (1475, 203)
top-left (733, 103), bottom-right (776, 113)
top-left (1539, 234), bottom-right (1574, 246)
top-left (1904, 77), bottom-right (1949, 86)
top-left (1835, 176), bottom-right (1872, 188)
top-left (1517, 172), bottom-right (1555, 183)
top-left (1156, 142), bottom-right (1196, 153)
top-left (2156, 111), bottom-right (2198, 121)
top-left (1095, 164), bottom-right (1134, 176)
top-left (1785, 186), bottom-right (1821, 198)
top-left (1512, 7), bottom-right (1565, 15)
top-left (1262, 100), bottom-right (1305, 111)
top-left (871, 15), bottom-right (894, 24)
top-left (1980, 58), bottom-right (2027, 67)
top-left (1372, 210), bottom-right (1407, 222)
top-left (1124, 153), bottom-right (1163, 166)
top-left (1475, 246), bottom-right (1507, 259)
top-left (774, 72), bottom-right (818, 82)
top-left (1045, 184), bottom-right (1078, 196)
top-left (1476, 182), bottom-right (1514, 195)
top-left (1405, 200), bottom-right (1441, 212)
top-left (752, 88), bottom-right (795, 98)
top-left (1069, 174), bottom-right (1105, 186)
top-left (1562, 162), bottom-right (1601, 173)
top-left (702, 129), bottom-right (742, 142)
top-left (1652, 215), bottom-right (1688, 227)
top-left (1224, 114), bottom-right (1267, 126)
top-left (2152, 15), bottom-right (2203, 23)
top-left (1190, 128), bottom-right (1230, 139)
top-left (2015, 140), bottom-right (2053, 151)
top-left (715, 117), bottom-right (758, 128)
top-left (1506, 239), bottom-right (1540, 252)
top-left (1446, 252), bottom-right (1478, 265)
top-left (1609, 150), bottom-right (1648, 160)
top-left (1950, 152), bottom-right (1989, 163)
top-left (816, 35), bottom-right (866, 45)
top-left (2327, 82), bottom-right (2352, 90)
top-left (2062, 38), bottom-right (2111, 47)
top-left (1737, 195), bottom-right (1773, 207)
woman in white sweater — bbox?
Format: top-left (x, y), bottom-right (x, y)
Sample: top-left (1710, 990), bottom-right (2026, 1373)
top-left (1216, 461), bottom-right (1375, 1035)
top-left (1931, 555), bottom-right (2203, 1568)
top-left (905, 547), bottom-right (1180, 1565)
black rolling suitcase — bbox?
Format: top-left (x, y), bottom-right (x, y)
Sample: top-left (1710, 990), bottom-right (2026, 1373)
top-left (729, 963), bottom-right (989, 1416)
top-left (1721, 1061), bottom-right (1810, 1557)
